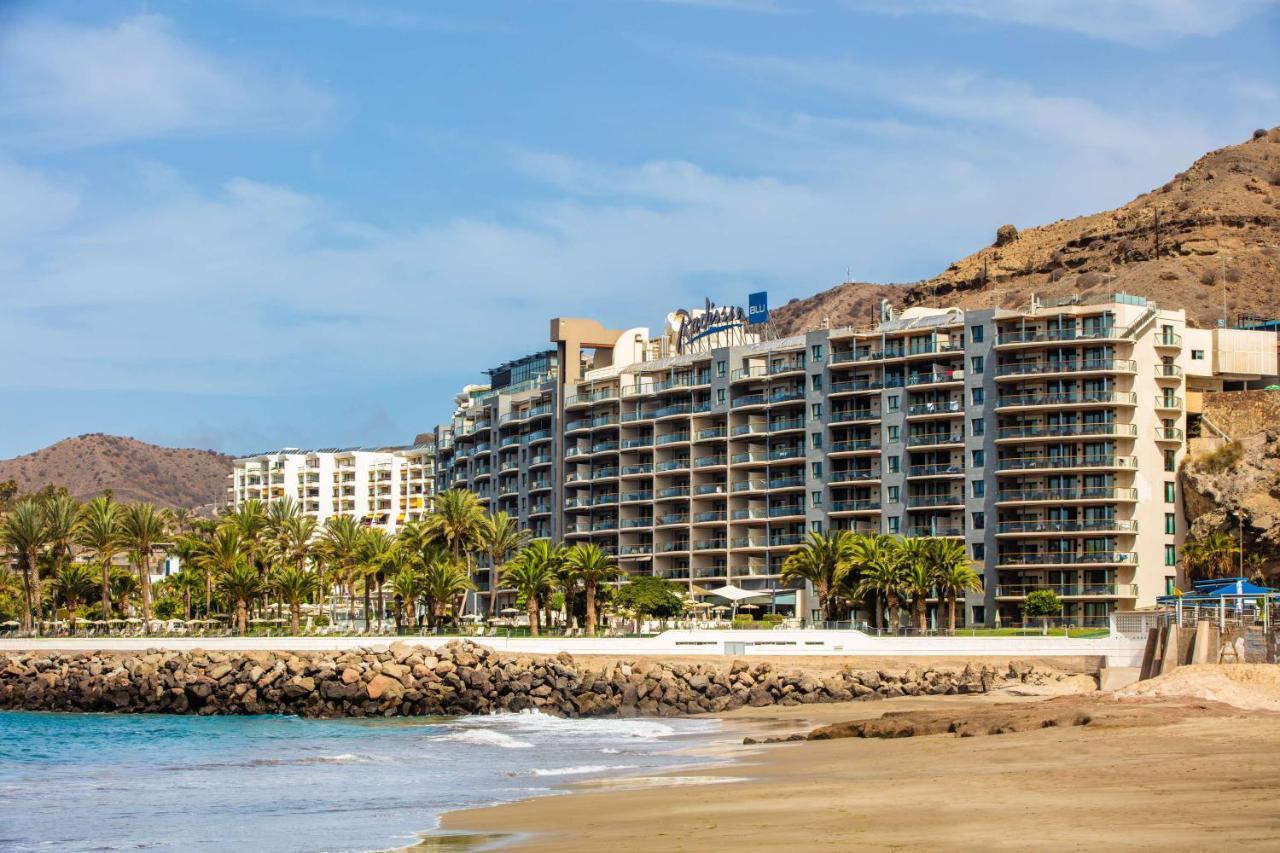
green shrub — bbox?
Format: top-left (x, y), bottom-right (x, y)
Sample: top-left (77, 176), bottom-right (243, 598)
top-left (1022, 589), bottom-right (1061, 619)
top-left (731, 617), bottom-right (756, 630)
top-left (761, 612), bottom-right (785, 624)
top-left (1195, 440), bottom-right (1244, 474)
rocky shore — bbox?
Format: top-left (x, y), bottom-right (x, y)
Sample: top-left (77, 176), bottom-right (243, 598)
top-left (0, 641), bottom-right (1075, 718)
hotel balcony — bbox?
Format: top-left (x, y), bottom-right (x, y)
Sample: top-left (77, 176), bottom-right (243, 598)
top-left (829, 439), bottom-right (880, 456)
top-left (905, 400), bottom-right (963, 420)
top-left (620, 463), bottom-right (655, 478)
top-left (1155, 364), bottom-right (1183, 381)
top-left (695, 426), bottom-right (728, 442)
top-left (831, 409), bottom-right (879, 424)
top-left (1154, 396), bottom-right (1184, 411)
top-left (995, 391), bottom-right (1137, 412)
top-left (655, 431), bottom-right (691, 446)
top-left (829, 378), bottom-right (884, 396)
top-left (906, 462), bottom-right (963, 479)
top-left (994, 583), bottom-right (1138, 599)
top-left (828, 499), bottom-right (881, 515)
top-left (905, 369), bottom-right (964, 389)
top-left (906, 524), bottom-right (964, 538)
top-left (1155, 427), bottom-right (1184, 442)
top-left (995, 423), bottom-right (1138, 442)
top-left (994, 358), bottom-right (1137, 381)
top-left (996, 551), bottom-right (1138, 568)
top-left (1154, 332), bottom-right (1183, 349)
top-left (995, 519), bottom-right (1138, 537)
top-left (830, 469), bottom-right (880, 484)
top-left (995, 455), bottom-right (1137, 474)
top-left (731, 477), bottom-right (768, 495)
top-left (906, 493), bottom-right (964, 509)
top-left (994, 325), bottom-right (1123, 348)
top-left (830, 348), bottom-right (885, 365)
top-left (564, 389), bottom-right (620, 410)
top-left (995, 487), bottom-right (1137, 505)
top-left (906, 431), bottom-right (964, 449)
top-left (693, 482), bottom-right (728, 498)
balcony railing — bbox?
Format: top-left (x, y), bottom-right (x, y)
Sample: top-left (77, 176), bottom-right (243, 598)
top-left (996, 423), bottom-right (1137, 440)
top-left (830, 350), bottom-right (884, 364)
top-left (906, 494), bottom-right (963, 508)
top-left (996, 392), bottom-right (1138, 408)
top-left (831, 409), bottom-right (878, 423)
top-left (830, 500), bottom-right (881, 512)
top-left (830, 470), bottom-right (879, 483)
top-left (995, 519), bottom-right (1138, 534)
top-left (830, 439), bottom-right (880, 453)
top-left (997, 551), bottom-right (1137, 566)
top-left (996, 487), bottom-right (1138, 503)
top-left (995, 359), bottom-right (1136, 377)
top-left (906, 432), bottom-right (963, 447)
top-left (994, 325), bottom-right (1118, 346)
top-left (996, 455), bottom-right (1137, 472)
top-left (995, 583), bottom-right (1138, 598)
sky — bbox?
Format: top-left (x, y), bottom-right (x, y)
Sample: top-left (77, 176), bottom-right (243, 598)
top-left (0, 0), bottom-right (1277, 458)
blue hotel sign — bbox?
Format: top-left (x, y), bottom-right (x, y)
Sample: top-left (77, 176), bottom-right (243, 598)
top-left (748, 291), bottom-right (769, 325)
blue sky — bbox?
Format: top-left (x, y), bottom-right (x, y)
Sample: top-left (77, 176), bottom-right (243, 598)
top-left (1, 0), bottom-right (1276, 458)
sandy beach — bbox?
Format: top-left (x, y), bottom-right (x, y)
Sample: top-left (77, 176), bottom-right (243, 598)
top-left (440, 676), bottom-right (1280, 852)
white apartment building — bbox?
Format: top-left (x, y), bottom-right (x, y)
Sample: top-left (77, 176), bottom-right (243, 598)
top-left (228, 443), bottom-right (435, 534)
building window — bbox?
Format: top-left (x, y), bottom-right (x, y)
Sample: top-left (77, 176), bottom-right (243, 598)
top-left (971, 479), bottom-right (985, 498)
top-left (1165, 544), bottom-right (1177, 566)
top-left (1164, 481), bottom-right (1176, 503)
top-left (716, 360), bottom-right (726, 377)
top-left (888, 516), bottom-right (901, 534)
top-left (1164, 449), bottom-right (1176, 472)
top-left (888, 455), bottom-right (900, 474)
top-left (812, 344), bottom-right (824, 361)
top-left (811, 462), bottom-right (823, 479)
top-left (811, 374), bottom-right (823, 391)
top-left (971, 387), bottom-right (984, 406)
top-left (1165, 513), bottom-right (1176, 535)
top-left (887, 425), bottom-right (900, 443)
top-left (887, 485), bottom-right (900, 503)
top-left (811, 520), bottom-right (823, 533)
top-left (970, 355), bottom-right (984, 374)
top-left (716, 388), bottom-right (726, 404)
top-left (1191, 350), bottom-right (1205, 361)
top-left (887, 394), bottom-right (900, 412)
top-left (811, 490), bottom-right (823, 508)
top-left (970, 324), bottom-right (984, 343)
top-left (970, 417), bottom-right (985, 437)
top-left (972, 543), bottom-right (985, 560)
top-left (972, 449), bottom-right (985, 467)
top-left (811, 403), bottom-right (823, 421)
top-left (811, 432), bottom-right (823, 449)
top-left (1165, 577), bottom-right (1176, 596)
top-left (972, 511), bottom-right (985, 530)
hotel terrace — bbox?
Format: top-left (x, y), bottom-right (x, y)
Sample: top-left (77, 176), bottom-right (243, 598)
top-left (435, 294), bottom-right (1277, 627)
top-left (228, 444), bottom-right (436, 534)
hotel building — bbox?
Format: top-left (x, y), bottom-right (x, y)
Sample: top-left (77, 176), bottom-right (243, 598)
top-left (228, 443), bottom-right (436, 534)
top-left (437, 294), bottom-right (1276, 627)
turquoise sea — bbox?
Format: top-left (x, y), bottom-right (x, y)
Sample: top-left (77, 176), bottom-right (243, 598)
top-left (0, 710), bottom-right (720, 852)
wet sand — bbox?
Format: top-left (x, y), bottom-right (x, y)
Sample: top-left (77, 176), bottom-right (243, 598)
top-left (439, 691), bottom-right (1280, 851)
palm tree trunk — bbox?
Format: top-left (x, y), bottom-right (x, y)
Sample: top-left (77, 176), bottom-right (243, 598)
top-left (138, 553), bottom-right (153, 633)
top-left (183, 588), bottom-right (191, 621)
top-left (528, 596), bottom-right (540, 636)
top-left (204, 570), bottom-right (212, 615)
top-left (585, 579), bottom-right (597, 636)
top-left (488, 553), bottom-right (499, 618)
top-left (874, 595), bottom-right (883, 632)
top-left (101, 560), bottom-right (112, 622)
top-left (362, 581), bottom-right (372, 632)
top-left (376, 578), bottom-right (385, 633)
top-left (291, 602), bottom-right (301, 635)
top-left (948, 592), bottom-right (957, 633)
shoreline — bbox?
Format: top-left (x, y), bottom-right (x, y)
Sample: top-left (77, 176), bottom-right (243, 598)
top-left (434, 688), bottom-right (1280, 852)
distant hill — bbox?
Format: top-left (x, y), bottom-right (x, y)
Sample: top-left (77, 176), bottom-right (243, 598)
top-left (0, 434), bottom-right (231, 509)
top-left (772, 127), bottom-right (1280, 333)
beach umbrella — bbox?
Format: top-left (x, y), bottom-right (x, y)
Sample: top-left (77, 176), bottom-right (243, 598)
top-left (739, 604), bottom-right (760, 611)
top-left (1, 620), bottom-right (18, 627)
top-left (124, 617), bottom-right (142, 624)
top-left (711, 605), bottom-right (730, 612)
top-left (500, 607), bottom-right (520, 615)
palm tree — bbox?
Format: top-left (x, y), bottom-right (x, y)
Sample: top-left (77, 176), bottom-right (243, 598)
top-left (478, 512), bottom-right (530, 618)
top-left (502, 541), bottom-right (560, 635)
top-left (197, 525), bottom-right (244, 615)
top-left (271, 563), bottom-right (319, 634)
top-left (419, 556), bottom-right (473, 631)
top-left (109, 564), bottom-right (140, 618)
top-left (273, 515), bottom-right (317, 574)
top-left (425, 489), bottom-right (486, 612)
top-left (122, 503), bottom-right (167, 630)
top-left (167, 507), bottom-right (194, 536)
top-left (265, 497), bottom-right (301, 540)
top-left (357, 528), bottom-right (392, 631)
top-left (928, 539), bottom-right (982, 633)
top-left (855, 543), bottom-right (907, 634)
top-left (217, 560), bottom-right (264, 634)
top-left (76, 496), bottom-right (125, 620)
top-left (51, 562), bottom-right (97, 631)
top-left (230, 500), bottom-right (269, 577)
top-left (1185, 531), bottom-right (1240, 581)
top-left (319, 516), bottom-right (363, 626)
top-left (43, 494), bottom-right (81, 566)
top-left (169, 564), bottom-right (205, 621)
top-left (389, 564), bottom-right (422, 631)
top-left (563, 543), bottom-right (617, 636)
top-left (2, 498), bottom-right (48, 634)
top-left (781, 530), bottom-right (857, 622)
top-left (166, 536), bottom-right (207, 619)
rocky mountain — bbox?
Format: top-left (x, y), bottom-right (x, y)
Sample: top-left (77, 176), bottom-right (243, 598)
top-left (772, 127), bottom-right (1280, 334)
top-left (1182, 392), bottom-right (1280, 583)
top-left (0, 434), bottom-right (231, 509)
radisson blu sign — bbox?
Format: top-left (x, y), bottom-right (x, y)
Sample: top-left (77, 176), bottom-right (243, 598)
top-left (672, 293), bottom-right (768, 354)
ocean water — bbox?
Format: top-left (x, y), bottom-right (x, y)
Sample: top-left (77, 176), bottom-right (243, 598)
top-left (0, 710), bottom-right (721, 852)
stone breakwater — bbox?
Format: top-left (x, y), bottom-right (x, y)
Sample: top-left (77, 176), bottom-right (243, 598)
top-left (0, 641), bottom-right (1071, 718)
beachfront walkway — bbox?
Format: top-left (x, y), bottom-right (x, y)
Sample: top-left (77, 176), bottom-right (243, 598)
top-left (0, 629), bottom-right (1147, 666)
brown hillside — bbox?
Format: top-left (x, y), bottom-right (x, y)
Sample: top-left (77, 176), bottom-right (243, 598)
top-left (773, 127), bottom-right (1280, 334)
top-left (0, 434), bottom-right (231, 509)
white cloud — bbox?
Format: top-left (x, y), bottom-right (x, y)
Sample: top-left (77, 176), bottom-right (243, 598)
top-left (0, 14), bottom-right (334, 147)
top-left (846, 0), bottom-right (1279, 46)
